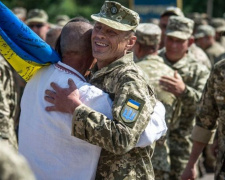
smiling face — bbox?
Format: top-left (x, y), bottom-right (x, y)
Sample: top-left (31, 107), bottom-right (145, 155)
top-left (91, 22), bottom-right (136, 68)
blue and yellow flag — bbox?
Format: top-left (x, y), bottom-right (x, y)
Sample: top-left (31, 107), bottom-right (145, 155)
top-left (0, 2), bottom-right (61, 81)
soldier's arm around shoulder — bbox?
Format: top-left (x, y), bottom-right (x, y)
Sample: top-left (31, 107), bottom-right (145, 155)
top-left (73, 72), bottom-right (156, 154)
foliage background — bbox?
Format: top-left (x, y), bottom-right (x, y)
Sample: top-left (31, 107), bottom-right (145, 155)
top-left (1, 0), bottom-right (225, 23)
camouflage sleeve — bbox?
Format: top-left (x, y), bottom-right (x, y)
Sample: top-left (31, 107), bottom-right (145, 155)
top-left (72, 74), bottom-right (156, 154)
top-left (0, 57), bottom-right (17, 149)
top-left (192, 65), bottom-right (220, 144)
top-left (179, 65), bottom-right (209, 110)
top-left (176, 65), bottom-right (209, 131)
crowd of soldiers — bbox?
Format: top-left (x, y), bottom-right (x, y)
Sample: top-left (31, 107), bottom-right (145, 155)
top-left (1, 1), bottom-right (225, 180)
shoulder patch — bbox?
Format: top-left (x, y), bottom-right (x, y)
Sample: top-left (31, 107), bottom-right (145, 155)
top-left (120, 98), bottom-right (143, 124)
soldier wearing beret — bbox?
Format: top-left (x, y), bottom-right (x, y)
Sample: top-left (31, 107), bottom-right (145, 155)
top-left (44, 1), bottom-right (157, 179)
top-left (134, 23), bottom-right (176, 180)
top-left (158, 16), bottom-right (210, 179)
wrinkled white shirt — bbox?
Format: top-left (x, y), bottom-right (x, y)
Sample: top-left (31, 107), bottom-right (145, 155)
top-left (19, 61), bottom-right (167, 180)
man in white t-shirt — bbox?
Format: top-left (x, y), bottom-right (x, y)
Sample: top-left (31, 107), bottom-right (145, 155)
top-left (19, 17), bottom-right (167, 180)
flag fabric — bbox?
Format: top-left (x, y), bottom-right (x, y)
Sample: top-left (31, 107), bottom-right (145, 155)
top-left (0, 2), bottom-right (61, 81)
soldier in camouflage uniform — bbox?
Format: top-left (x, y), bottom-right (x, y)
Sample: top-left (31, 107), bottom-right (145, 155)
top-left (188, 42), bottom-right (211, 70)
top-left (158, 16), bottom-right (210, 179)
top-left (159, 6), bottom-right (184, 49)
top-left (0, 140), bottom-right (35, 180)
top-left (45, 1), bottom-right (157, 179)
top-left (0, 55), bottom-right (18, 150)
top-left (159, 7), bottom-right (211, 70)
top-left (210, 18), bottom-right (225, 48)
top-left (134, 23), bottom-right (176, 180)
top-left (182, 59), bottom-right (225, 180)
top-left (194, 25), bottom-right (225, 65)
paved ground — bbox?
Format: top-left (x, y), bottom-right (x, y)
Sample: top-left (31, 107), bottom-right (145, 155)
top-left (199, 173), bottom-right (214, 180)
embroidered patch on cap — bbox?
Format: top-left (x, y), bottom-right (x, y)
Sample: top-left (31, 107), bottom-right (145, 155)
top-left (111, 6), bottom-right (118, 14)
top-left (121, 98), bottom-right (142, 123)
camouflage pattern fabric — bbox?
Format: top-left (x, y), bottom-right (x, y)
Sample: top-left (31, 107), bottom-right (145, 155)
top-left (166, 16), bottom-right (194, 40)
top-left (205, 41), bottom-right (225, 65)
top-left (194, 25), bottom-right (215, 39)
top-left (136, 23), bottom-right (161, 46)
top-left (189, 43), bottom-right (212, 70)
top-left (91, 1), bottom-right (140, 31)
top-left (137, 55), bottom-right (177, 180)
top-left (0, 55), bottom-right (18, 150)
top-left (192, 59), bottom-right (225, 180)
top-left (26, 8), bottom-right (48, 24)
top-left (0, 140), bottom-right (35, 180)
top-left (72, 52), bottom-right (156, 180)
top-left (159, 49), bottom-right (210, 179)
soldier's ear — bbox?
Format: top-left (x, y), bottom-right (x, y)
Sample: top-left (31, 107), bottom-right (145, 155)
top-left (126, 35), bottom-right (137, 50)
top-left (188, 35), bottom-right (194, 47)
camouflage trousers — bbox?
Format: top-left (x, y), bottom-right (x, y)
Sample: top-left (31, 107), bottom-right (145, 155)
top-left (169, 130), bottom-right (192, 180)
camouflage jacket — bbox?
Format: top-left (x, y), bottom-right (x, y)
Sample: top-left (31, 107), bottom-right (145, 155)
top-left (189, 43), bottom-right (211, 70)
top-left (159, 50), bottom-right (209, 133)
top-left (137, 55), bottom-right (176, 172)
top-left (192, 59), bottom-right (225, 179)
top-left (73, 52), bottom-right (156, 180)
top-left (0, 55), bottom-right (17, 149)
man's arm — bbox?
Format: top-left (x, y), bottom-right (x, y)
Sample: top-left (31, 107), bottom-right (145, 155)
top-left (182, 64), bottom-right (220, 179)
top-left (181, 141), bottom-right (206, 180)
top-left (45, 77), bottom-right (156, 154)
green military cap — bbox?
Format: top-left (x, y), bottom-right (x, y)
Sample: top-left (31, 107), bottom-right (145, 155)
top-left (194, 25), bottom-right (215, 39)
top-left (26, 9), bottom-right (48, 24)
top-left (160, 6), bottom-right (184, 17)
top-left (166, 16), bottom-right (194, 40)
top-left (136, 23), bottom-right (161, 46)
top-left (210, 18), bottom-right (225, 32)
top-left (91, 1), bottom-right (140, 31)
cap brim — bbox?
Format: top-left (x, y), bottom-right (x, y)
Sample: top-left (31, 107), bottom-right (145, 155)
top-left (91, 14), bottom-right (136, 31)
top-left (166, 31), bottom-right (190, 40)
top-left (26, 18), bottom-right (47, 24)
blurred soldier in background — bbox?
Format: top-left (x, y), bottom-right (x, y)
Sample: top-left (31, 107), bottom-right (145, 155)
top-left (134, 23), bottom-right (176, 180)
top-left (159, 6), bottom-right (184, 49)
top-left (194, 24), bottom-right (225, 65)
top-left (55, 15), bottom-right (70, 27)
top-left (210, 18), bottom-right (225, 48)
top-left (12, 7), bottom-right (27, 22)
top-left (159, 7), bottom-right (210, 70)
top-left (26, 9), bottom-right (50, 41)
top-left (159, 16), bottom-right (209, 179)
top-left (182, 59), bottom-right (225, 180)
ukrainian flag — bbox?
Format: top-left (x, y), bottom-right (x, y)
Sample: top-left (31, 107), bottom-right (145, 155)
top-left (127, 99), bottom-right (140, 110)
top-left (0, 2), bottom-right (61, 81)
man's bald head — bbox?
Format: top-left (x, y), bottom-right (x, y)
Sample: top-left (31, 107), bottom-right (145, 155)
top-left (56, 17), bottom-right (94, 75)
top-left (60, 17), bottom-right (93, 56)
